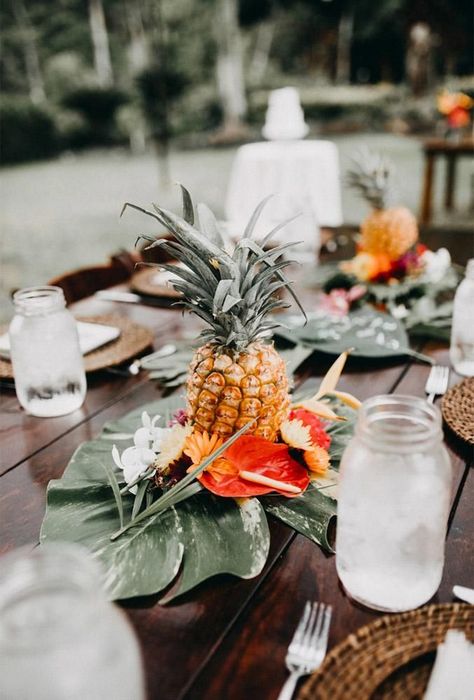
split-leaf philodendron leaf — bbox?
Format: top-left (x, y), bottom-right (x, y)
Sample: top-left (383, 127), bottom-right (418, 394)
top-left (40, 395), bottom-right (356, 602)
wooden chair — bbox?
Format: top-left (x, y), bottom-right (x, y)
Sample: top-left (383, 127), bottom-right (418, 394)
top-left (48, 237), bottom-right (177, 305)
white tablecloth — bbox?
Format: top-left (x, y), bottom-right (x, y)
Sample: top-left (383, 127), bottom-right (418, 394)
top-left (225, 140), bottom-right (343, 256)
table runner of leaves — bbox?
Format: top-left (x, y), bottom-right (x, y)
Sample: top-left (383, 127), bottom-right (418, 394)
top-left (40, 395), bottom-right (355, 602)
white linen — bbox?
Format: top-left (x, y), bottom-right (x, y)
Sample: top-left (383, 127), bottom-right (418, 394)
top-left (424, 630), bottom-right (474, 700)
top-left (225, 140), bottom-right (343, 255)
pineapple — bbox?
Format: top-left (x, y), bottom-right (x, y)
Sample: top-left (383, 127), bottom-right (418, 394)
top-left (123, 188), bottom-right (306, 442)
top-left (347, 148), bottom-right (418, 261)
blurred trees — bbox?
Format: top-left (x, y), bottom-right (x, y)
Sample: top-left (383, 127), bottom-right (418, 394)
top-left (0, 0), bottom-right (472, 163)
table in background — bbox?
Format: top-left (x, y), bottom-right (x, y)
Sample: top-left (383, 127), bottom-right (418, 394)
top-left (420, 137), bottom-right (474, 225)
top-left (225, 140), bottom-right (343, 254)
top-left (0, 247), bottom-right (472, 700)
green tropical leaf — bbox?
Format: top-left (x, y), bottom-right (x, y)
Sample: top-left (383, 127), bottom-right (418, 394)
top-left (40, 398), bottom-right (271, 602)
top-left (40, 440), bottom-right (185, 600)
top-left (262, 485), bottom-right (336, 552)
top-left (161, 496), bottom-right (270, 603)
top-left (276, 309), bottom-right (418, 359)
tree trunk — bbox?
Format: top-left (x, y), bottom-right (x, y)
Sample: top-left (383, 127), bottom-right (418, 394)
top-left (126, 1), bottom-right (149, 76)
top-left (335, 9), bottom-right (354, 85)
top-left (145, 0), bottom-right (172, 188)
top-left (12, 0), bottom-right (45, 103)
top-left (215, 0), bottom-right (247, 134)
top-left (88, 0), bottom-right (113, 86)
top-left (248, 19), bottom-right (274, 86)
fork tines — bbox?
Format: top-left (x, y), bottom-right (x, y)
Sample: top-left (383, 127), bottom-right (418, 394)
top-left (288, 601), bottom-right (332, 658)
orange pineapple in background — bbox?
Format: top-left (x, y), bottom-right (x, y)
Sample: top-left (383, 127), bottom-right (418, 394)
top-left (347, 148), bottom-right (418, 261)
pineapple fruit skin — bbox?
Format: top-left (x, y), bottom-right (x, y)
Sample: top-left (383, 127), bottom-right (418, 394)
top-left (360, 206), bottom-right (418, 260)
top-left (187, 341), bottom-right (290, 442)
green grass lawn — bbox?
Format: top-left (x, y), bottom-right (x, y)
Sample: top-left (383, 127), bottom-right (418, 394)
top-left (1, 133), bottom-right (472, 322)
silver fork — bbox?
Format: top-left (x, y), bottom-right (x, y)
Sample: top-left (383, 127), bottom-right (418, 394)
top-left (277, 602), bottom-right (332, 700)
top-left (425, 365), bottom-right (450, 403)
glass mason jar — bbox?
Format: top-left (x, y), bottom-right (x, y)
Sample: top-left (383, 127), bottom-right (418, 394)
top-left (9, 286), bottom-right (86, 416)
top-left (336, 395), bottom-right (452, 613)
top-left (0, 544), bottom-right (145, 700)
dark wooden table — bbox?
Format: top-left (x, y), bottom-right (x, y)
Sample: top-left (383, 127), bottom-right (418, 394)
top-left (419, 137), bottom-right (474, 225)
top-left (1, 255), bottom-right (473, 700)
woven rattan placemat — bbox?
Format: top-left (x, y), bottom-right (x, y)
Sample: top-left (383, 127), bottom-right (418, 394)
top-left (298, 603), bottom-right (473, 700)
top-left (131, 267), bottom-right (181, 299)
top-left (441, 377), bottom-right (474, 445)
top-left (0, 314), bottom-right (153, 378)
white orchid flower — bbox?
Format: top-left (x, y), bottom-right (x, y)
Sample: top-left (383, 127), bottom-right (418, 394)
top-left (421, 248), bottom-right (451, 283)
top-left (112, 444), bottom-right (155, 494)
top-left (133, 411), bottom-right (170, 452)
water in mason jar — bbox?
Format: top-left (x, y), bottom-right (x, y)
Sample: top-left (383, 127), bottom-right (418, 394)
top-left (0, 590), bottom-right (144, 700)
top-left (10, 313), bottom-right (86, 417)
top-left (336, 446), bottom-right (450, 611)
top-left (0, 545), bottom-right (145, 700)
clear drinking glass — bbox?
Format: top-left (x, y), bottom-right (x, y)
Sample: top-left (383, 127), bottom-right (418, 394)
top-left (9, 286), bottom-right (86, 416)
top-left (0, 544), bottom-right (145, 700)
top-left (336, 395), bottom-right (452, 612)
top-left (450, 258), bottom-right (474, 377)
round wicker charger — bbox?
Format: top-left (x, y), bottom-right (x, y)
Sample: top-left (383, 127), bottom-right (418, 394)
top-left (131, 267), bottom-right (180, 299)
top-left (298, 603), bottom-right (473, 700)
top-left (0, 314), bottom-right (153, 378)
top-left (441, 377), bottom-right (474, 445)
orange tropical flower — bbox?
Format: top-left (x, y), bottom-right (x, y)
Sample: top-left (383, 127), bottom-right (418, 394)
top-left (184, 431), bottom-right (224, 470)
top-left (437, 90), bottom-right (473, 115)
top-left (341, 251), bottom-right (392, 282)
top-left (195, 435), bottom-right (310, 498)
top-left (447, 106), bottom-right (470, 128)
top-left (304, 447), bottom-right (330, 476)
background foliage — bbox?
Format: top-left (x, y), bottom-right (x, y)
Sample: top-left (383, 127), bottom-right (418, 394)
top-left (1, 0), bottom-right (473, 164)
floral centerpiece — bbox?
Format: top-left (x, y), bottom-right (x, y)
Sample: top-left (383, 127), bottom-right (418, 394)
top-left (437, 89), bottom-right (473, 137)
top-left (318, 149), bottom-right (458, 335)
top-left (40, 190), bottom-right (358, 602)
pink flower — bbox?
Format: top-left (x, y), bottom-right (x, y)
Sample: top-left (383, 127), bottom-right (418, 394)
top-left (168, 408), bottom-right (189, 427)
top-left (318, 285), bottom-right (366, 317)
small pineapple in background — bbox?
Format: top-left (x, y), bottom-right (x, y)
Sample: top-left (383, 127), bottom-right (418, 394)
top-left (347, 148), bottom-right (418, 261)
top-left (123, 189), bottom-right (306, 442)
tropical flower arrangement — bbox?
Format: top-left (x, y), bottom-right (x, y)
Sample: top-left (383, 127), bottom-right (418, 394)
top-left (318, 149), bottom-right (458, 333)
top-left (437, 89), bottom-right (473, 132)
top-left (108, 349), bottom-right (357, 543)
top-left (40, 191), bottom-right (359, 602)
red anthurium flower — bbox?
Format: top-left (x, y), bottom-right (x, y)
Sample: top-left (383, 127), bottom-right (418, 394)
top-left (288, 409), bottom-right (331, 450)
top-left (197, 435), bottom-right (309, 498)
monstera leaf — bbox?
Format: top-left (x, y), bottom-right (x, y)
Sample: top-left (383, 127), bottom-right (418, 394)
top-left (40, 393), bottom-right (355, 602)
top-left (275, 309), bottom-right (424, 359)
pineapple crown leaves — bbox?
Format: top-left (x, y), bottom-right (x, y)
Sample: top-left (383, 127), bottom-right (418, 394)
top-left (346, 147), bottom-right (396, 210)
top-left (122, 185), bottom-right (306, 351)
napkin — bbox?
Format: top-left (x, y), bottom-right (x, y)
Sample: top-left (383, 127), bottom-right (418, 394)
top-left (424, 629), bottom-right (474, 700)
top-left (0, 321), bottom-right (120, 360)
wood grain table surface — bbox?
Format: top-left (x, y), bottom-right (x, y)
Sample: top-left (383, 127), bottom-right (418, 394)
top-left (1, 244), bottom-right (473, 700)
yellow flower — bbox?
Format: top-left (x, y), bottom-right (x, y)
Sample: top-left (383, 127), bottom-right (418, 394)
top-left (280, 419), bottom-right (313, 451)
top-left (153, 423), bottom-right (193, 472)
top-left (184, 431), bottom-right (224, 471)
top-left (304, 447), bottom-right (330, 476)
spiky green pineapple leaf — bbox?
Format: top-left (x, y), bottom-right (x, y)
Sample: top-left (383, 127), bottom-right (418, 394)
top-left (179, 183), bottom-right (195, 226)
top-left (197, 202), bottom-right (226, 249)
